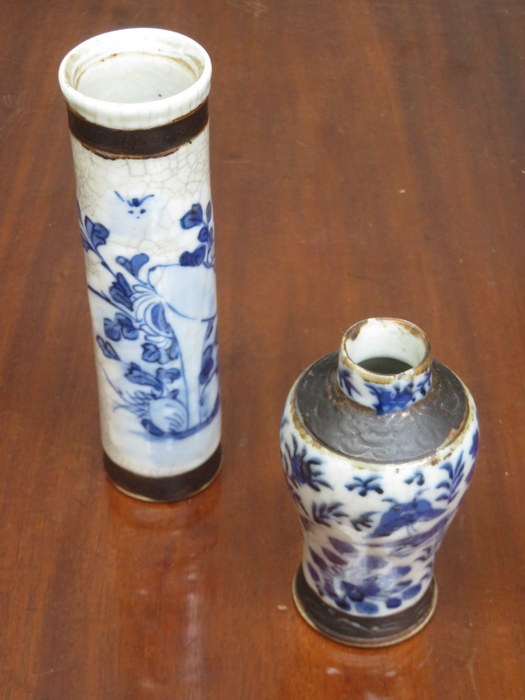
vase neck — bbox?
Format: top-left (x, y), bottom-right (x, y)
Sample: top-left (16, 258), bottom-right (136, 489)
top-left (336, 318), bottom-right (432, 415)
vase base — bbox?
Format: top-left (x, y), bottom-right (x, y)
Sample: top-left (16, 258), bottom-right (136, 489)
top-left (103, 444), bottom-right (222, 503)
top-left (292, 566), bottom-right (437, 648)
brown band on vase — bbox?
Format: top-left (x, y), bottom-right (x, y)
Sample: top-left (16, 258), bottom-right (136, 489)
top-left (293, 566), bottom-right (437, 648)
top-left (67, 100), bottom-right (209, 158)
top-left (103, 443), bottom-right (221, 502)
top-left (297, 356), bottom-right (467, 463)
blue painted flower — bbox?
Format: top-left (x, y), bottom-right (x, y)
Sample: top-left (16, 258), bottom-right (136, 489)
top-left (345, 475), bottom-right (384, 497)
top-left (83, 202), bottom-right (219, 440)
top-left (366, 383), bottom-right (415, 415)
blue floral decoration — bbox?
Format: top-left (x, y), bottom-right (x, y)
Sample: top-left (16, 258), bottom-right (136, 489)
top-left (81, 198), bottom-right (220, 439)
top-left (345, 475), bottom-right (384, 497)
top-left (282, 434), bottom-right (331, 492)
top-left (372, 493), bottom-right (446, 538)
top-left (307, 543), bottom-right (422, 614)
top-left (366, 370), bottom-right (432, 416)
top-left (179, 202), bottom-right (215, 268)
top-left (337, 367), bottom-right (361, 400)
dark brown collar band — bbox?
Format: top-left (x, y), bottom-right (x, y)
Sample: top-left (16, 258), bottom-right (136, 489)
top-left (67, 99), bottom-right (209, 158)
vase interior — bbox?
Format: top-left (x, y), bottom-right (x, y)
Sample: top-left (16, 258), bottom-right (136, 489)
top-left (344, 318), bottom-right (430, 376)
top-left (75, 53), bottom-right (198, 104)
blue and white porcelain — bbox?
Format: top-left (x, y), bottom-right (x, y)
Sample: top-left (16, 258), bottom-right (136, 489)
top-left (59, 29), bottom-right (221, 500)
top-left (280, 318), bottom-right (479, 646)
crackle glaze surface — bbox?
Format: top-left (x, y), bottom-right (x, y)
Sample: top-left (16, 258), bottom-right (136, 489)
top-left (72, 127), bottom-right (220, 476)
top-left (280, 367), bottom-right (479, 619)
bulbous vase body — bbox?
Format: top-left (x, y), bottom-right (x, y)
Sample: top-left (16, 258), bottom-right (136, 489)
top-left (280, 318), bottom-right (479, 647)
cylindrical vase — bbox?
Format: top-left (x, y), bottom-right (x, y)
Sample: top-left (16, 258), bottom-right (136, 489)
top-left (59, 28), bottom-right (221, 502)
top-left (280, 318), bottom-right (479, 647)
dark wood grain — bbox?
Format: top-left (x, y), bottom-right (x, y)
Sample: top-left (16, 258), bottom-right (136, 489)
top-left (1, 0), bottom-right (524, 697)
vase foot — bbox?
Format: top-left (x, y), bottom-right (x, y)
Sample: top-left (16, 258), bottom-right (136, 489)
top-left (292, 566), bottom-right (437, 648)
top-left (103, 444), bottom-right (221, 503)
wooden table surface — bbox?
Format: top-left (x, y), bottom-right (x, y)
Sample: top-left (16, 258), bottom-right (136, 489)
top-left (2, 0), bottom-right (524, 698)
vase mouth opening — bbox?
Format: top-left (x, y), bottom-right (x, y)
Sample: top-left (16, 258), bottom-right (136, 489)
top-left (58, 28), bottom-right (211, 129)
top-left (342, 318), bottom-right (432, 378)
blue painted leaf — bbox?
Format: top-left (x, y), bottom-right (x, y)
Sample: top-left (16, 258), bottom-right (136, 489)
top-left (312, 502), bottom-right (347, 525)
top-left (129, 253), bottom-right (149, 275)
top-left (338, 368), bottom-right (361, 398)
top-left (310, 549), bottom-right (327, 572)
top-left (109, 273), bottom-right (134, 310)
top-left (96, 336), bottom-right (119, 360)
top-left (386, 598), bottom-right (402, 609)
top-left (437, 480), bottom-right (451, 489)
top-left (392, 566), bottom-right (411, 577)
top-left (168, 389), bottom-right (180, 400)
top-left (198, 226), bottom-right (210, 243)
top-left (117, 253), bottom-right (149, 277)
top-left (180, 204), bottom-right (203, 229)
top-left (322, 547), bottom-right (347, 566)
top-left (85, 217), bottom-right (109, 248)
top-left (116, 313), bottom-right (139, 340)
top-left (440, 463), bottom-right (454, 479)
top-left (179, 245), bottom-right (206, 267)
top-left (125, 362), bottom-right (163, 392)
top-left (402, 584), bottom-right (422, 600)
top-left (351, 511), bottom-right (376, 532)
top-left (206, 201), bottom-right (212, 223)
top-left (142, 343), bottom-right (162, 363)
top-left (116, 256), bottom-right (132, 274)
top-left (104, 317), bottom-right (121, 341)
top-left (192, 246), bottom-right (206, 266)
top-left (328, 537), bottom-right (356, 555)
top-left (307, 563), bottom-right (320, 583)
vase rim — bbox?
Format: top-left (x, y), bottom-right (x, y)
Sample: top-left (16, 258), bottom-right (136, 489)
top-left (340, 317), bottom-right (432, 382)
top-left (58, 28), bottom-right (212, 130)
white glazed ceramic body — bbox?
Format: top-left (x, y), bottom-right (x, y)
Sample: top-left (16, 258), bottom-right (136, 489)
top-left (59, 29), bottom-right (220, 481)
top-left (280, 318), bottom-right (479, 645)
